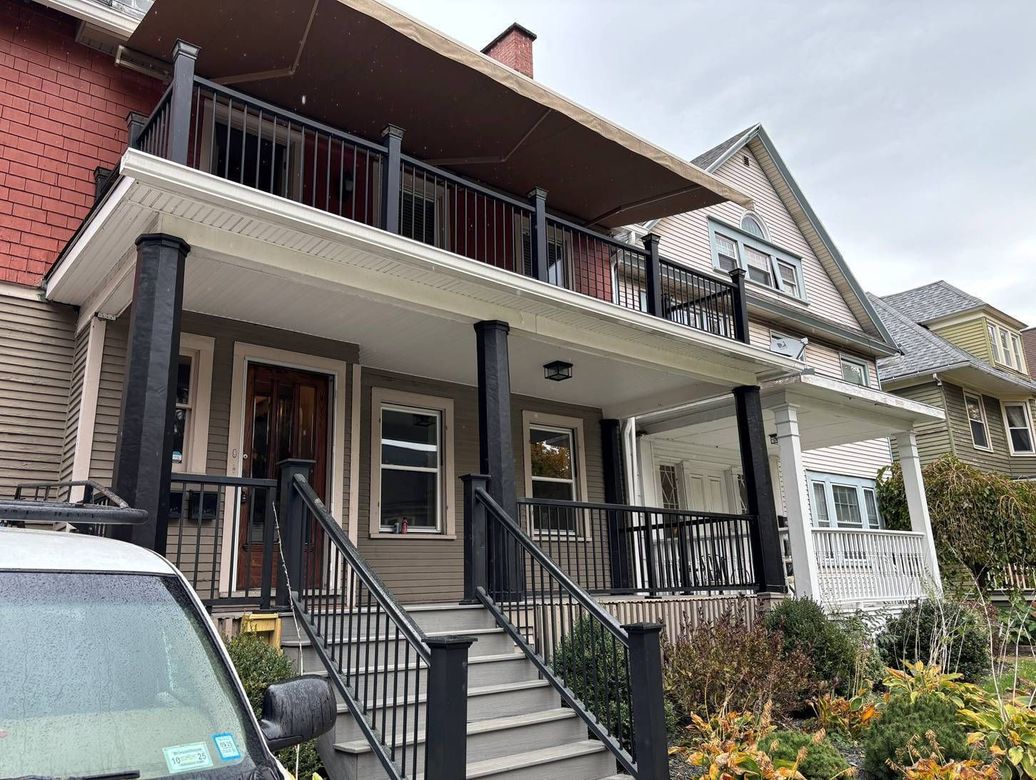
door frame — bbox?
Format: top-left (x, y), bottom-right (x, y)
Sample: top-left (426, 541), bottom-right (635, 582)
top-left (219, 342), bottom-right (349, 595)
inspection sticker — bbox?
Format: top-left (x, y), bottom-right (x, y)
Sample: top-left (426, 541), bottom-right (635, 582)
top-left (212, 732), bottom-right (242, 762)
top-left (163, 743), bottom-right (214, 773)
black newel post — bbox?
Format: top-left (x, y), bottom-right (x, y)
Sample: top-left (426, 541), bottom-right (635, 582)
top-left (462, 473), bottom-right (491, 604)
top-left (167, 40), bottom-right (199, 165)
top-left (642, 232), bottom-right (662, 317)
top-left (733, 385), bottom-right (786, 592)
top-left (600, 419), bottom-right (632, 593)
top-left (381, 125), bottom-right (404, 233)
top-left (112, 234), bottom-right (190, 553)
top-left (625, 622), bottom-right (669, 780)
top-left (729, 268), bottom-right (750, 343)
top-left (528, 187), bottom-right (548, 282)
top-left (126, 111), bottom-right (147, 150)
top-left (424, 635), bottom-right (475, 780)
top-left (276, 458), bottom-right (315, 608)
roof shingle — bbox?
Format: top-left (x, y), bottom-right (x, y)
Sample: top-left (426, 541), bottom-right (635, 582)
top-left (881, 280), bottom-right (984, 324)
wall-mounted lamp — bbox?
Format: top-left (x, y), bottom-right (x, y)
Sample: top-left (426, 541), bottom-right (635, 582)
top-left (768, 433), bottom-right (779, 445)
top-left (543, 360), bottom-right (573, 382)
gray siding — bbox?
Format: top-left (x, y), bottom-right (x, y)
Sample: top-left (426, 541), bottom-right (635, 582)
top-left (941, 382), bottom-right (1036, 478)
top-left (892, 383), bottom-right (951, 465)
top-left (89, 317), bottom-right (127, 485)
top-left (0, 293), bottom-right (76, 497)
top-left (58, 323), bottom-right (91, 483)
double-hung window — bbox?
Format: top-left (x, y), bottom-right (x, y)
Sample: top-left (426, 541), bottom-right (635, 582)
top-left (964, 392), bottom-right (991, 450)
top-left (708, 219), bottom-right (805, 301)
top-left (524, 413), bottom-right (587, 535)
top-left (1003, 402), bottom-right (1036, 455)
top-left (808, 474), bottom-right (882, 530)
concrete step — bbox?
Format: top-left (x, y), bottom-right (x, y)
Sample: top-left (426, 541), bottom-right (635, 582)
top-left (282, 602), bottom-right (498, 641)
top-left (446, 740), bottom-right (619, 780)
top-left (330, 708), bottom-right (589, 779)
top-left (330, 678), bottom-right (561, 743)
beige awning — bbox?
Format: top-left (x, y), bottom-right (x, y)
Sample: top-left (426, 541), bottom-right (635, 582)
top-left (126, 0), bottom-right (750, 228)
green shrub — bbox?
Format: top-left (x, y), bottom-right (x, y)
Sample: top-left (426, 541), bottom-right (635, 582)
top-left (767, 729), bottom-right (850, 780)
top-left (225, 632), bottom-right (323, 777)
top-left (863, 693), bottom-right (968, 779)
top-left (664, 602), bottom-right (817, 722)
top-left (876, 599), bottom-right (991, 682)
top-left (763, 598), bottom-right (860, 694)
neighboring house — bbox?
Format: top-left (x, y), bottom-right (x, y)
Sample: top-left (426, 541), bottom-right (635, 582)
top-left (870, 282), bottom-right (1036, 480)
top-left (621, 124), bottom-right (945, 611)
top-left (1022, 327), bottom-right (1036, 380)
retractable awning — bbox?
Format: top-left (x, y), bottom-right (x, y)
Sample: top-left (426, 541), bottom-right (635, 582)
top-left (126, 0), bottom-right (750, 228)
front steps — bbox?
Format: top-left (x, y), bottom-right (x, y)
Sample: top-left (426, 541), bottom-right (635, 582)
top-left (281, 603), bottom-right (624, 780)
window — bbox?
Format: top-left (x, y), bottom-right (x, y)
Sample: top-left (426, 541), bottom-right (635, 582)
top-left (840, 357), bottom-right (869, 387)
top-left (658, 464), bottom-right (681, 510)
top-left (520, 228), bottom-right (569, 287)
top-left (172, 355), bottom-right (193, 467)
top-left (989, 322), bottom-right (1028, 372)
top-left (807, 473), bottom-right (883, 529)
top-left (709, 219), bottom-right (805, 300)
top-left (740, 213), bottom-right (767, 239)
top-left (523, 412), bottom-right (588, 535)
top-left (371, 389), bottom-right (455, 536)
top-left (400, 188), bottom-right (438, 246)
top-left (171, 334), bottom-right (213, 474)
top-left (1003, 402), bottom-right (1036, 455)
top-left (1012, 334), bottom-right (1026, 372)
top-left (212, 120), bottom-right (289, 197)
top-left (964, 392), bottom-right (991, 450)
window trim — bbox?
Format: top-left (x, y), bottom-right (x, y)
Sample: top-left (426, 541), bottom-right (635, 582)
top-left (707, 217), bottom-right (807, 303)
top-left (369, 387), bottom-right (456, 539)
top-left (739, 211), bottom-right (768, 240)
top-left (173, 334), bottom-right (214, 475)
top-left (806, 472), bottom-right (882, 530)
top-left (522, 410), bottom-right (590, 538)
top-left (963, 391), bottom-right (993, 452)
top-left (987, 320), bottom-right (1028, 373)
top-left (1001, 400), bottom-right (1036, 457)
top-left (838, 355), bottom-right (870, 388)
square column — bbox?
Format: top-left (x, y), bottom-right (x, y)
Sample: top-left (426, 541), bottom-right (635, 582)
top-left (733, 385), bottom-right (786, 592)
top-left (896, 430), bottom-right (943, 593)
top-left (112, 234), bottom-right (190, 552)
top-left (474, 320), bottom-right (517, 517)
top-left (772, 404), bottom-right (819, 598)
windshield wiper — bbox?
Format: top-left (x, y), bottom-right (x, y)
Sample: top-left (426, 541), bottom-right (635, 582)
top-left (4, 772), bottom-right (140, 780)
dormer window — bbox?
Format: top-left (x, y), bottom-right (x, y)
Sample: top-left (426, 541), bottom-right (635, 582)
top-left (708, 218), bottom-right (805, 301)
top-left (988, 321), bottom-right (1027, 372)
top-left (740, 213), bottom-right (767, 240)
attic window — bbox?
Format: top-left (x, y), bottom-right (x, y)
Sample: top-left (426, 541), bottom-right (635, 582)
top-left (742, 154), bottom-right (750, 167)
top-left (740, 213), bottom-right (767, 239)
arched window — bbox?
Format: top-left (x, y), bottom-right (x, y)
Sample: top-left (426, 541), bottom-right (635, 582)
top-left (740, 213), bottom-right (767, 239)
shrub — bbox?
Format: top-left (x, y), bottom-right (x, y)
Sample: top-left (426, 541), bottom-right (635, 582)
top-left (893, 733), bottom-right (1000, 779)
top-left (225, 632), bottom-right (323, 777)
top-left (811, 690), bottom-right (880, 740)
top-left (863, 693), bottom-right (969, 779)
top-left (665, 602), bottom-right (817, 722)
top-left (764, 598), bottom-right (860, 694)
top-left (767, 729), bottom-right (850, 779)
top-left (877, 600), bottom-right (991, 682)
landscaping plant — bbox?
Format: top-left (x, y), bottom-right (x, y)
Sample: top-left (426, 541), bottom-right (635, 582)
top-left (959, 695), bottom-right (1036, 778)
top-left (810, 689), bottom-right (879, 740)
top-left (766, 730), bottom-right (852, 780)
top-left (877, 599), bottom-right (992, 682)
top-left (891, 733), bottom-right (1000, 780)
top-left (763, 598), bottom-right (863, 695)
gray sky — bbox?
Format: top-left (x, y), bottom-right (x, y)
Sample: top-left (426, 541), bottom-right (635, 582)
top-left (389, 0), bottom-right (1036, 326)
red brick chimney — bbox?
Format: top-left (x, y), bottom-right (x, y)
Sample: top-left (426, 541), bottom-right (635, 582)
top-left (481, 22), bottom-right (537, 78)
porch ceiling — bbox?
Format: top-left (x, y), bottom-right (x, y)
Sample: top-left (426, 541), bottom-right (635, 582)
top-left (124, 0), bottom-right (750, 227)
top-left (48, 152), bottom-right (803, 413)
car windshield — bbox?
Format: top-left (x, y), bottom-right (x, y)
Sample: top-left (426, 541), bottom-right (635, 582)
top-left (0, 571), bottom-right (275, 779)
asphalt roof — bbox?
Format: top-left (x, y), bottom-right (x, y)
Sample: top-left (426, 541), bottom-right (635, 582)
top-left (691, 125), bottom-right (757, 170)
top-left (881, 280), bottom-right (985, 324)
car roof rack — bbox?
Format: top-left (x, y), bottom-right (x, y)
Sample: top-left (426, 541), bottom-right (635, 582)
top-left (0, 481), bottom-right (147, 526)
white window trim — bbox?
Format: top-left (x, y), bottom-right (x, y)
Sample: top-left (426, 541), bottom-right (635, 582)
top-left (174, 333), bottom-right (214, 475)
top-left (988, 320), bottom-right (1028, 373)
top-left (740, 211), bottom-right (769, 241)
top-left (838, 354), bottom-right (870, 388)
top-left (522, 410), bottom-right (591, 538)
top-left (1001, 400), bottom-right (1036, 457)
top-left (370, 387), bottom-right (456, 539)
top-left (963, 391), bottom-right (993, 452)
top-left (707, 217), bottom-right (807, 303)
top-left (806, 472), bottom-right (882, 530)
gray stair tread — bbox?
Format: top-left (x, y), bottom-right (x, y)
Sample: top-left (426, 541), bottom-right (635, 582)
top-left (282, 626), bottom-right (505, 648)
top-left (335, 707), bottom-right (580, 754)
top-left (451, 740), bottom-right (612, 780)
top-left (333, 678), bottom-right (552, 713)
top-left (305, 650), bottom-right (524, 678)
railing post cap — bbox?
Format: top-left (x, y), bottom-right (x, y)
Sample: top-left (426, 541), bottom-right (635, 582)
top-left (641, 232), bottom-right (661, 247)
top-left (135, 233), bottom-right (191, 255)
top-left (276, 457), bottom-right (317, 470)
top-left (527, 186), bottom-right (548, 200)
top-left (460, 473), bottom-right (492, 483)
top-left (473, 319), bottom-right (510, 335)
top-left (729, 267), bottom-right (746, 282)
top-left (621, 621), bottom-right (664, 635)
top-left (382, 124), bottom-right (405, 140)
top-left (426, 634), bottom-right (478, 650)
top-left (171, 40), bottom-right (201, 61)
top-left (126, 110), bottom-right (147, 126)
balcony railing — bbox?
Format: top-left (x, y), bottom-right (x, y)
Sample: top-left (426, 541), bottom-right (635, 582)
top-left (812, 527), bottom-right (931, 604)
top-left (129, 58), bottom-right (747, 344)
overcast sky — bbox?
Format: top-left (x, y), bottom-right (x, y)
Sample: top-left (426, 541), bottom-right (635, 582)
top-left (389, 0), bottom-right (1036, 326)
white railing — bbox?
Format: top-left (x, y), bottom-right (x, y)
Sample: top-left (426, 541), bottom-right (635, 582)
top-left (812, 528), bottom-right (931, 605)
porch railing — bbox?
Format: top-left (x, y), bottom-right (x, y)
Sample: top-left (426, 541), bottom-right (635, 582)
top-left (465, 476), bottom-right (670, 779)
top-left (517, 497), bottom-right (759, 596)
top-left (812, 527), bottom-right (930, 604)
top-left (129, 56), bottom-right (746, 344)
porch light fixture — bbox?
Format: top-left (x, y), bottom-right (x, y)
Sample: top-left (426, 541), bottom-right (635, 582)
top-left (768, 433), bottom-right (779, 445)
top-left (543, 360), bottom-right (573, 382)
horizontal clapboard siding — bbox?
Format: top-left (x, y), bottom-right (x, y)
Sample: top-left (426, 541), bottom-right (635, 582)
top-left (802, 439), bottom-right (893, 481)
top-left (930, 318), bottom-right (991, 362)
top-left (939, 382), bottom-right (1036, 478)
top-left (89, 317), bottom-right (127, 486)
top-left (58, 323), bottom-right (90, 483)
top-left (748, 319), bottom-right (876, 383)
top-left (892, 383), bottom-right (951, 465)
top-left (0, 293), bottom-right (76, 497)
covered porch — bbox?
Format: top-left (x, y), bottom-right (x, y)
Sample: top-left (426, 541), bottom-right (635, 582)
top-left (633, 372), bottom-right (946, 611)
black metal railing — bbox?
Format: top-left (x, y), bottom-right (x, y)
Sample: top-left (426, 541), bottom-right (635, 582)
top-left (6, 480), bottom-right (146, 532)
top-left (130, 45), bottom-right (747, 345)
top-left (464, 476), bottom-right (670, 780)
top-left (282, 462), bottom-right (470, 780)
top-left (517, 497), bottom-right (759, 596)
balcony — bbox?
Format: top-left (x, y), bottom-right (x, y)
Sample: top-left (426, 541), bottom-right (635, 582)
top-left (128, 74), bottom-right (746, 344)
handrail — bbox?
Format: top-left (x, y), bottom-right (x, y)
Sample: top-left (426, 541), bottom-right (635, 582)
top-left (546, 212), bottom-right (652, 256)
top-left (517, 494), bottom-right (748, 521)
top-left (402, 153), bottom-right (533, 212)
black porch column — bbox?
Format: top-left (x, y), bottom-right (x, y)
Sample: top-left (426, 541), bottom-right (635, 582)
top-left (474, 321), bottom-right (517, 518)
top-left (733, 385), bottom-right (786, 592)
top-left (112, 234), bottom-right (190, 552)
top-left (601, 419), bottom-right (632, 592)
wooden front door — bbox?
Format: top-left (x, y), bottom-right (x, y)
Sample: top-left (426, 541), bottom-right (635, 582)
top-left (236, 363), bottom-right (330, 591)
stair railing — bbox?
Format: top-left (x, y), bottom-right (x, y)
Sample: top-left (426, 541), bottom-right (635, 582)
top-left (462, 474), bottom-right (670, 780)
top-left (279, 460), bottom-right (472, 780)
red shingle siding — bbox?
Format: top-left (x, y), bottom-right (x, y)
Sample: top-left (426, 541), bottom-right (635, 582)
top-left (0, 0), bottom-right (162, 287)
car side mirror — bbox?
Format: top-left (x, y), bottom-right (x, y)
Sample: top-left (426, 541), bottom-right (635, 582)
top-left (259, 675), bottom-right (336, 752)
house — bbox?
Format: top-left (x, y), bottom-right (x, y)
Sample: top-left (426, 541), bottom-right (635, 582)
top-left (870, 282), bottom-right (1036, 479)
top-left (1022, 327), bottom-right (1036, 381)
top-left (620, 124), bottom-right (945, 611)
top-left (0, 1), bottom-right (943, 778)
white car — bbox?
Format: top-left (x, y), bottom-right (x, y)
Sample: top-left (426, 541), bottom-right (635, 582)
top-left (0, 527), bottom-right (335, 779)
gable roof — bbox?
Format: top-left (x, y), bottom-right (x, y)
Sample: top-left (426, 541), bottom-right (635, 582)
top-left (883, 280), bottom-right (1027, 329)
top-left (650, 123), bottom-right (895, 352)
top-left (870, 292), bottom-right (1036, 394)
